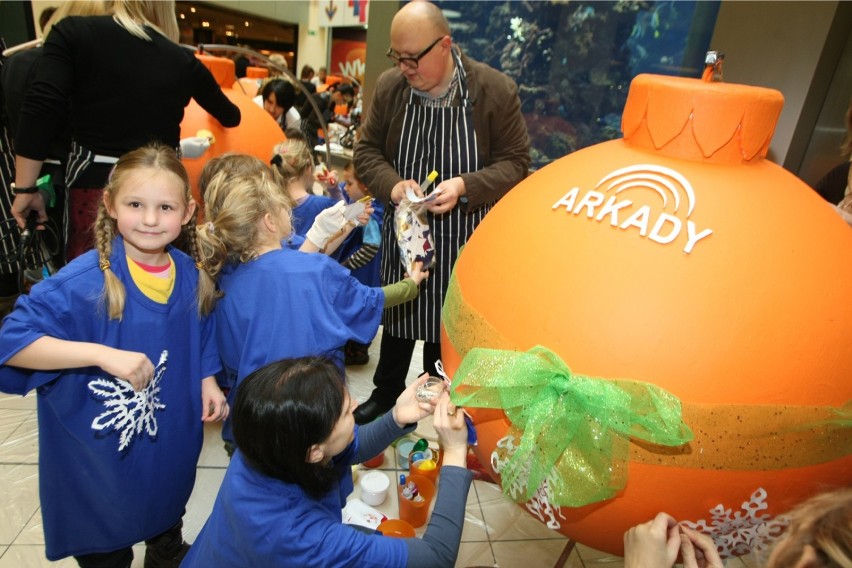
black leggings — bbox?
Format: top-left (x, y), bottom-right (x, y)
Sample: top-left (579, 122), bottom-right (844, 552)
top-left (74, 517), bottom-right (185, 568)
top-left (0, 273), bottom-right (18, 297)
top-left (75, 547), bottom-right (133, 568)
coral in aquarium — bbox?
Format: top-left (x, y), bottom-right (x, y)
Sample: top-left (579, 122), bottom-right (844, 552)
top-left (436, 0), bottom-right (720, 169)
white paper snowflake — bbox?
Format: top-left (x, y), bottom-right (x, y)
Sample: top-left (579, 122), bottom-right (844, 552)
top-left (491, 434), bottom-right (566, 530)
top-left (682, 488), bottom-right (791, 558)
top-left (492, 434), bottom-right (792, 557)
top-left (88, 350), bottom-right (168, 452)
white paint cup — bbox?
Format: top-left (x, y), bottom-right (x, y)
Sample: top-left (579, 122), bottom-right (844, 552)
top-left (360, 470), bottom-right (390, 506)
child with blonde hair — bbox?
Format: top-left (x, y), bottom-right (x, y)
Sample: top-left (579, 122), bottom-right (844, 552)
top-left (200, 152), bottom-right (362, 255)
top-left (0, 143), bottom-right (228, 567)
top-left (271, 138), bottom-right (340, 237)
top-left (195, 166), bottom-right (427, 450)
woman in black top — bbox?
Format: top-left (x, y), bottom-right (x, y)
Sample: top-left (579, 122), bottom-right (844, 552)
top-left (10, 0), bottom-right (240, 258)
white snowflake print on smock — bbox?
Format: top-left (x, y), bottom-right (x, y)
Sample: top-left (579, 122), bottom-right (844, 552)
top-left (88, 350), bottom-right (168, 452)
top-left (681, 488), bottom-right (791, 558)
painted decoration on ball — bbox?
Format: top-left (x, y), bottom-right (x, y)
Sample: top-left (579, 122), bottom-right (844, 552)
top-left (441, 73), bottom-right (852, 558)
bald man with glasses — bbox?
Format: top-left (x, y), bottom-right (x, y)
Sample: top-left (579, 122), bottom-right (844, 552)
top-left (354, 1), bottom-right (530, 425)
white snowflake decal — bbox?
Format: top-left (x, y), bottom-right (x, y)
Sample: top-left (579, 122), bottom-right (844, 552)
top-left (88, 350), bottom-right (168, 452)
top-left (492, 433), bottom-right (792, 557)
top-left (682, 488), bottom-right (790, 558)
top-left (491, 434), bottom-right (566, 530)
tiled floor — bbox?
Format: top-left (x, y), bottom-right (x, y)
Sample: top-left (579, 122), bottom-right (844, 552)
top-left (0, 327), bottom-right (760, 567)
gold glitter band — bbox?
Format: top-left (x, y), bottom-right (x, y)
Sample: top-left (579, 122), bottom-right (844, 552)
top-left (442, 269), bottom-right (852, 471)
top-left (99, 259), bottom-right (110, 271)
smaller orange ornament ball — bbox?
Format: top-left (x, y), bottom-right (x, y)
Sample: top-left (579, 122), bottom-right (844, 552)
top-left (179, 55), bottom-right (284, 213)
top-left (441, 73), bottom-right (852, 558)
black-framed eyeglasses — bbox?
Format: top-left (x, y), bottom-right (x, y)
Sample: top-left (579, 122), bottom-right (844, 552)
top-left (386, 36), bottom-right (445, 69)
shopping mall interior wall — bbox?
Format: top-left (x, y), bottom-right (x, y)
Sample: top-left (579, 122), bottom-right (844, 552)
top-left (9, 0), bottom-right (850, 175)
top-left (1, 0), bottom-right (35, 47)
top-left (206, 0), bottom-right (326, 74)
top-left (710, 0), bottom-right (842, 166)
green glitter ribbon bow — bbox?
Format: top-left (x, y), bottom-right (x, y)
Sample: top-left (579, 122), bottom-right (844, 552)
top-left (450, 345), bottom-right (694, 507)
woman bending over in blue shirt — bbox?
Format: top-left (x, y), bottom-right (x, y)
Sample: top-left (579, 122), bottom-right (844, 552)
top-left (182, 356), bottom-right (473, 568)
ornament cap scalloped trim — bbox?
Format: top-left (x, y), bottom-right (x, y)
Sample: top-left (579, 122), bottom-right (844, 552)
top-left (621, 74), bottom-right (784, 165)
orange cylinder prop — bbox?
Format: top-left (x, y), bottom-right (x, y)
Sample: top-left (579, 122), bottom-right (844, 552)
top-left (179, 55), bottom-right (284, 211)
top-left (441, 73), bottom-right (852, 558)
top-left (245, 66), bottom-right (268, 79)
top-left (233, 77), bottom-right (261, 98)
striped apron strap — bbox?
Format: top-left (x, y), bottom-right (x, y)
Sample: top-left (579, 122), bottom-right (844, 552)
top-left (381, 49), bottom-right (487, 343)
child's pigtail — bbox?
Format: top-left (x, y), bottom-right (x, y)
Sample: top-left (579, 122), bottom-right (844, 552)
top-left (270, 139), bottom-right (313, 194)
top-left (185, 207), bottom-right (223, 316)
top-left (194, 217), bottom-right (228, 316)
top-left (94, 199), bottom-right (126, 320)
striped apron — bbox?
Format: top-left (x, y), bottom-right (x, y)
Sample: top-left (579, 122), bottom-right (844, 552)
top-left (381, 52), bottom-right (490, 343)
top-left (0, 119), bottom-right (18, 275)
top-left (0, 121), bottom-right (62, 275)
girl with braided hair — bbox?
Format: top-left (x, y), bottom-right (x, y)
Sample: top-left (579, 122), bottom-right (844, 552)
top-left (0, 143), bottom-right (227, 567)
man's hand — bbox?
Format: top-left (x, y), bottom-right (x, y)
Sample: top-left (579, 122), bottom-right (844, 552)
top-left (426, 176), bottom-right (465, 214)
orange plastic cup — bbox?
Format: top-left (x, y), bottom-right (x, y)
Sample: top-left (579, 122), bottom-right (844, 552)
top-left (362, 451), bottom-right (385, 468)
top-left (397, 474), bottom-right (436, 528)
top-left (377, 518), bottom-right (416, 538)
top-left (408, 448), bottom-right (442, 484)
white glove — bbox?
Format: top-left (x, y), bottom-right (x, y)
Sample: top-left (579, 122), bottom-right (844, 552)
top-left (343, 201), bottom-right (366, 222)
top-left (306, 201), bottom-right (349, 249)
top-left (180, 136), bottom-right (212, 159)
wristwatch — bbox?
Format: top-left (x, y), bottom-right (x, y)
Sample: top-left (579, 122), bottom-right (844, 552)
top-left (11, 182), bottom-right (39, 194)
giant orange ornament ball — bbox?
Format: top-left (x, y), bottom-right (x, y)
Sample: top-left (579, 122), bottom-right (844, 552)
top-left (179, 54), bottom-right (284, 211)
top-left (440, 73), bottom-right (852, 557)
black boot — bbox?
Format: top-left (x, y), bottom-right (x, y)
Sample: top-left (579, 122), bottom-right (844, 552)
top-left (353, 398), bottom-right (392, 425)
top-left (144, 519), bottom-right (190, 568)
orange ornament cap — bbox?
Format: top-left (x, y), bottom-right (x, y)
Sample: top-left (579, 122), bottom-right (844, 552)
top-left (621, 73), bottom-right (784, 164)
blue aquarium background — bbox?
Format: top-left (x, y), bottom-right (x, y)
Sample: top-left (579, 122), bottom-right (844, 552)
top-left (435, 0), bottom-right (721, 170)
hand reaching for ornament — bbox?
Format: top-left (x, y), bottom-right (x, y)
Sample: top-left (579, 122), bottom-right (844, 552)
top-left (624, 513), bottom-right (723, 568)
top-left (180, 130), bottom-right (215, 158)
